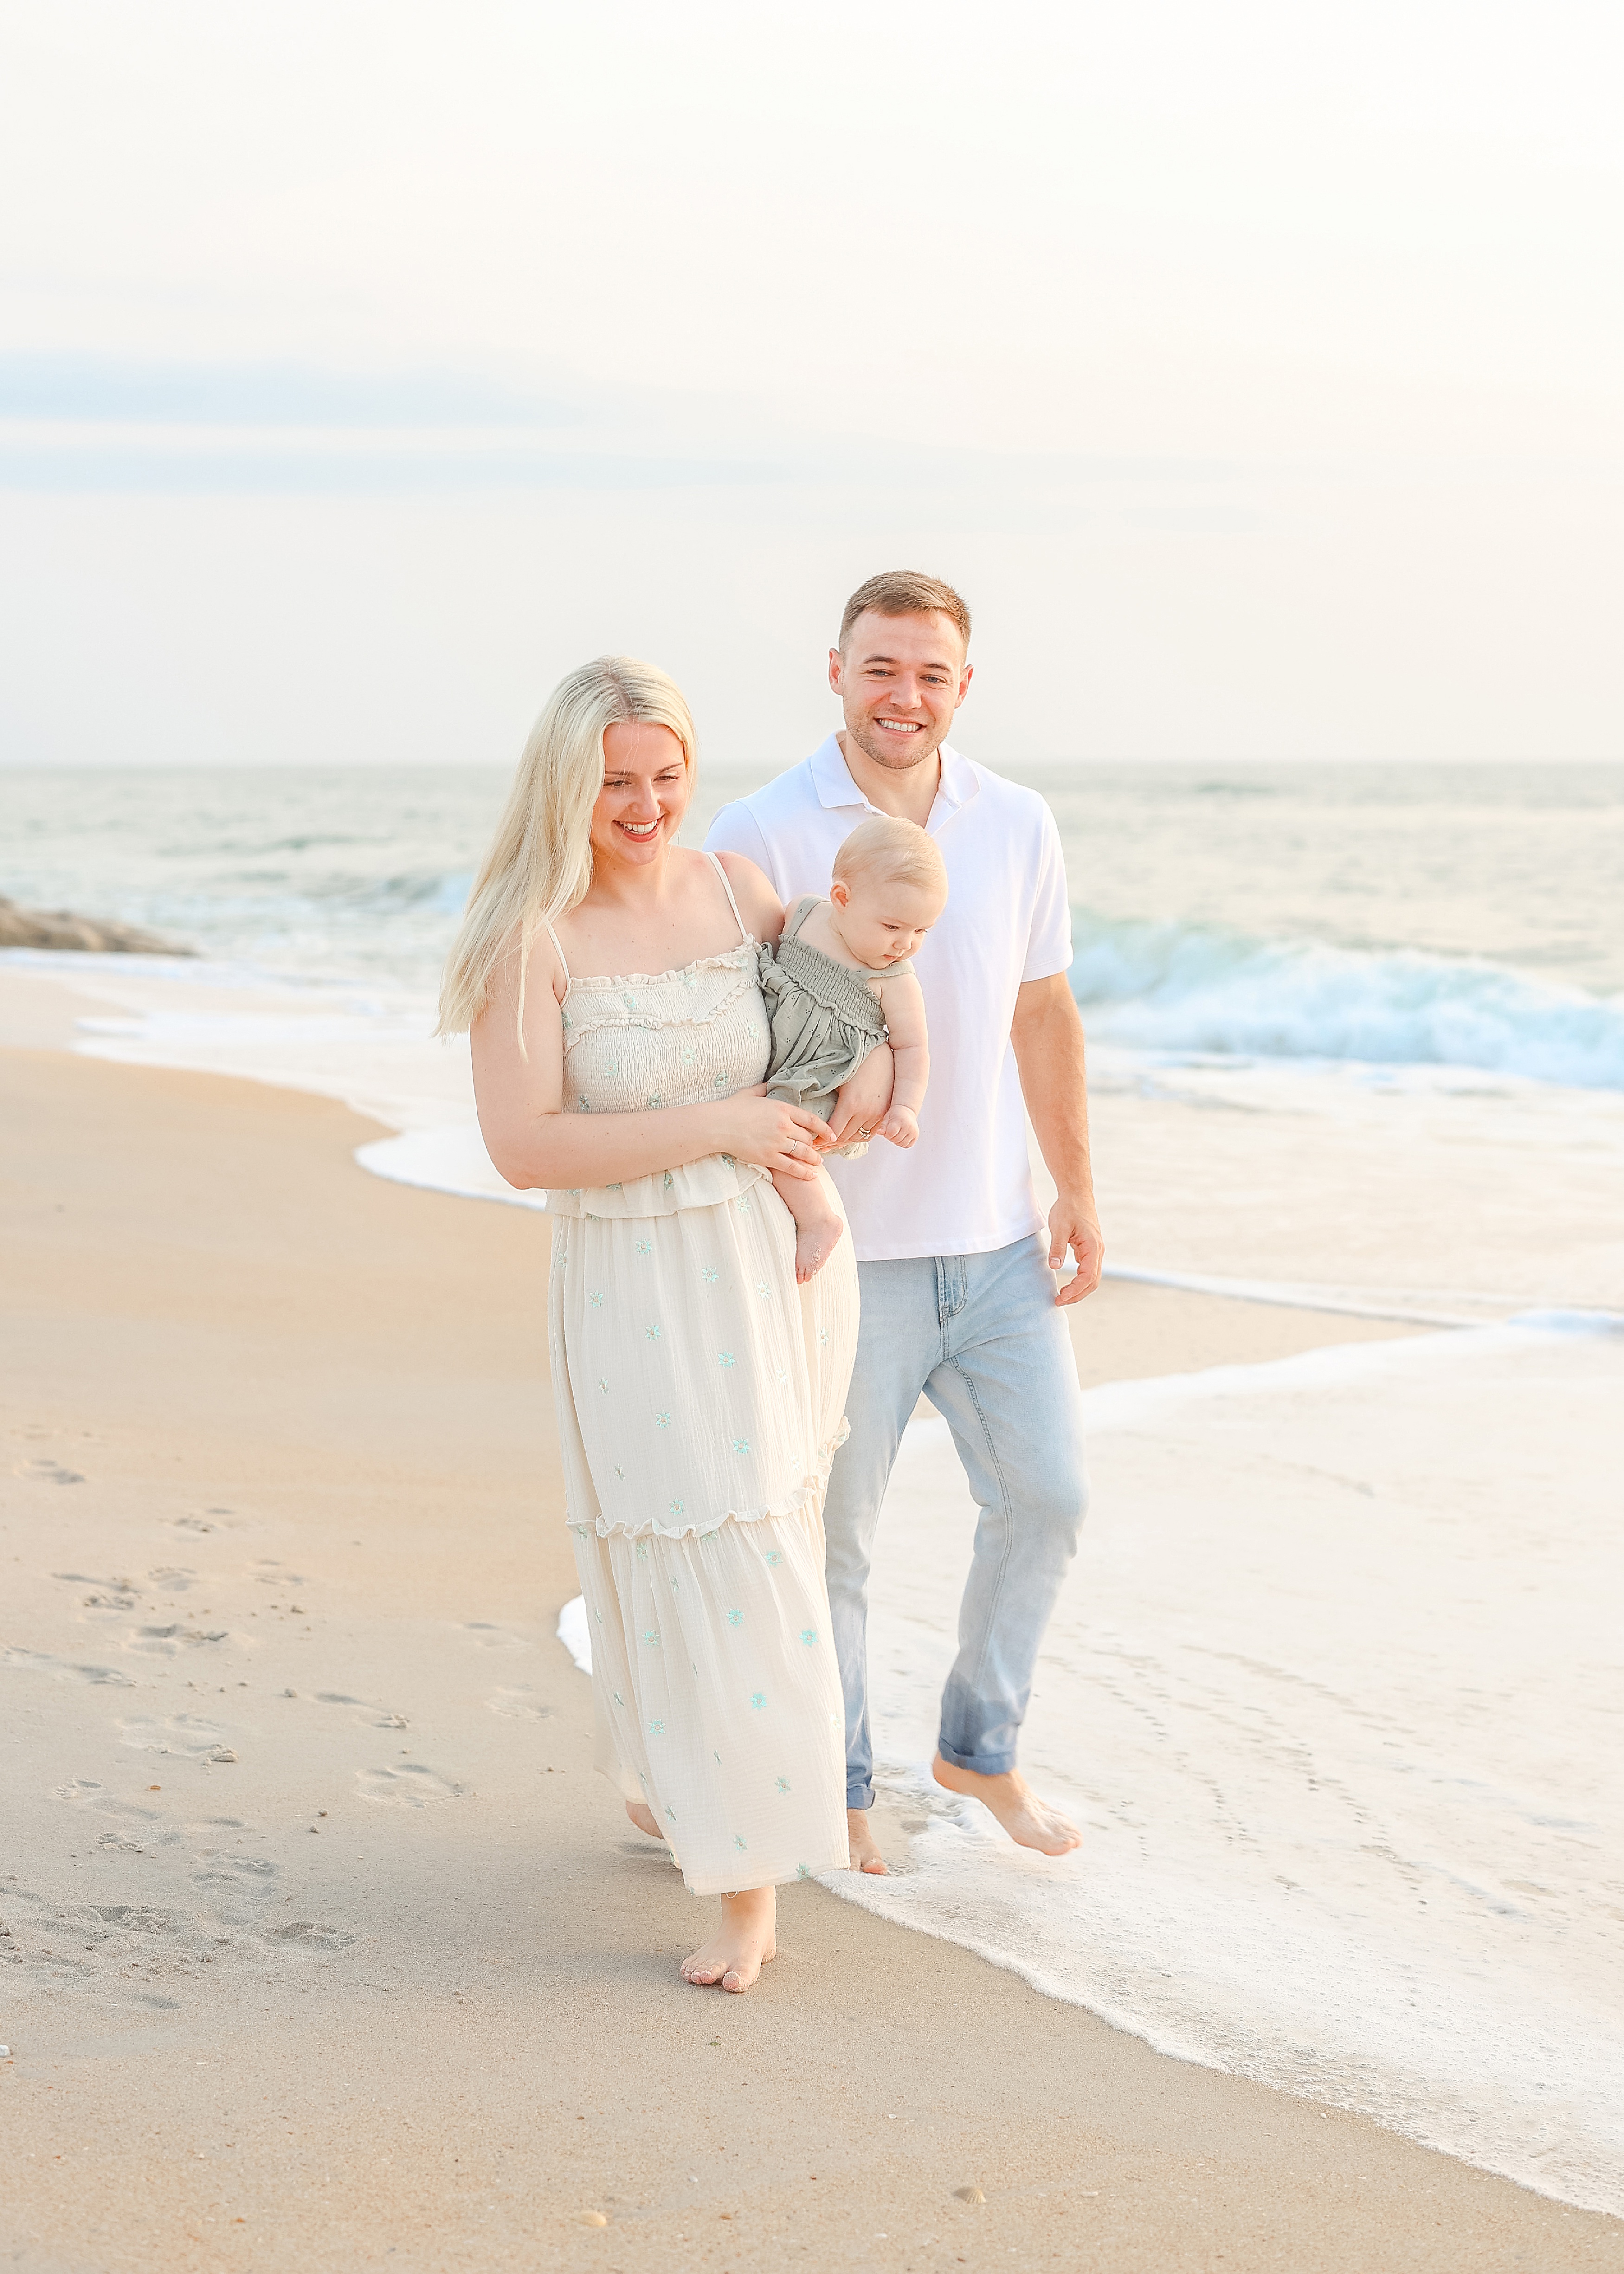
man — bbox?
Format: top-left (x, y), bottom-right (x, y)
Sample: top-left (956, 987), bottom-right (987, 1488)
top-left (706, 569), bottom-right (1103, 1874)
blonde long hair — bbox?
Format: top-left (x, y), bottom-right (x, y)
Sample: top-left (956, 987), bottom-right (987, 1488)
top-left (437, 655), bottom-right (696, 1038)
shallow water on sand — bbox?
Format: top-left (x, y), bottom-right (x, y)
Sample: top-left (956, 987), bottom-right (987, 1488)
top-left (843, 1326), bottom-right (1624, 2217)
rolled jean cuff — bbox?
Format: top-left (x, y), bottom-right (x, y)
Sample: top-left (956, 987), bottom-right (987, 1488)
top-left (934, 1736), bottom-right (1016, 1777)
top-left (846, 1779), bottom-right (875, 1810)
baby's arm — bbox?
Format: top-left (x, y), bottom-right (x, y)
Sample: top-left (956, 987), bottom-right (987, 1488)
top-left (825, 1042), bottom-right (892, 1149)
top-left (871, 974), bottom-right (929, 1147)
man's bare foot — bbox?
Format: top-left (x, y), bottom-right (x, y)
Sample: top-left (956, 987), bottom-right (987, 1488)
top-left (794, 1209), bottom-right (844, 1284)
top-left (847, 1806), bottom-right (889, 1875)
top-left (931, 1755), bottom-right (1082, 1856)
top-left (680, 1887), bottom-right (777, 1993)
top-left (625, 1800), bottom-right (664, 1840)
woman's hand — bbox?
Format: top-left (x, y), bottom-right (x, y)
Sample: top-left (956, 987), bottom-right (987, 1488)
top-left (720, 1087), bottom-right (827, 1181)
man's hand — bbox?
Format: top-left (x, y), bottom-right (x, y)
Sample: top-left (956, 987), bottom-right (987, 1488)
top-left (824, 1045), bottom-right (893, 1149)
top-left (1049, 1194), bottom-right (1104, 1306)
top-left (1011, 975), bottom-right (1103, 1307)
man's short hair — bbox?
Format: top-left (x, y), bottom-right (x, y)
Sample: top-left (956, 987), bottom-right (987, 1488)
top-left (838, 570), bottom-right (971, 655)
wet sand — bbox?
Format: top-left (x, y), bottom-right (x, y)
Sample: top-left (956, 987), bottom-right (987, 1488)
top-left (2, 1032), bottom-right (1618, 2271)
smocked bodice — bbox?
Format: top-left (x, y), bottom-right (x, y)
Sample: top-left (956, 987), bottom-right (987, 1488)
top-left (548, 940), bottom-right (772, 1219)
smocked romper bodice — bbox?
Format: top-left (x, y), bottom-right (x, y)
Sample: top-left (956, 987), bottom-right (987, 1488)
top-left (757, 895), bottom-right (914, 1125)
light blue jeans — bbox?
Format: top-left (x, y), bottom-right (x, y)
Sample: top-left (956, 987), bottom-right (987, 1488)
top-left (824, 1232), bottom-right (1090, 1809)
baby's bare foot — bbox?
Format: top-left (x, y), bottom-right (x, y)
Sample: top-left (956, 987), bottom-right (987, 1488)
top-left (847, 1807), bottom-right (889, 1875)
top-left (931, 1755), bottom-right (1082, 1856)
top-left (794, 1211), bottom-right (845, 1284)
top-left (625, 1800), bottom-right (664, 1840)
top-left (681, 1887), bottom-right (777, 1993)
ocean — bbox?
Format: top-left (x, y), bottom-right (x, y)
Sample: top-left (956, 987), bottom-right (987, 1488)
top-left (3, 757), bottom-right (1621, 2211)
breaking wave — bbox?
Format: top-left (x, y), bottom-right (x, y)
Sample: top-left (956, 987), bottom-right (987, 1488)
top-left (1071, 913), bottom-right (1624, 1089)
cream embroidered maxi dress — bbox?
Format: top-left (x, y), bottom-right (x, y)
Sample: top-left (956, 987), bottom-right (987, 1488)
top-left (546, 856), bottom-right (857, 1895)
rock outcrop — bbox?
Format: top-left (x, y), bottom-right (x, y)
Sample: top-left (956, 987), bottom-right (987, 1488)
top-left (0, 896), bottom-right (197, 955)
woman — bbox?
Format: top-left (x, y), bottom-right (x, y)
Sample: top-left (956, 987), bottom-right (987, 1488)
top-left (440, 656), bottom-right (860, 1994)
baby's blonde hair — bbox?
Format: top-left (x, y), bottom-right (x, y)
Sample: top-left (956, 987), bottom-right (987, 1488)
top-left (832, 814), bottom-right (948, 900)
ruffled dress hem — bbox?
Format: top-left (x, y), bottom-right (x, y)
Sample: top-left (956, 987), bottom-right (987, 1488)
top-left (571, 1419), bottom-right (850, 1543)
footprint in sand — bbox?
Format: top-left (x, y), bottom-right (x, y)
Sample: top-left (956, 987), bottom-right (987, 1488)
top-left (4, 1864), bottom-right (333, 2005)
top-left (117, 1714), bottom-right (235, 1760)
top-left (52, 1572), bottom-right (140, 1613)
top-left (122, 1623), bottom-right (232, 1658)
top-left (485, 1688), bottom-right (554, 1720)
top-left (146, 1566), bottom-right (196, 1592)
top-left (0, 1887), bottom-right (187, 2007)
top-left (5, 1647), bottom-right (135, 1687)
top-left (462, 1623), bottom-right (529, 1652)
top-left (251, 1560), bottom-right (305, 1587)
top-left (267, 1920), bottom-right (357, 1951)
top-left (354, 1765), bottom-right (465, 1807)
top-left (191, 1853), bottom-right (280, 1918)
top-left (0, 1874), bottom-right (275, 2019)
top-left (56, 1781), bottom-right (183, 1854)
top-left (172, 1511), bottom-right (238, 1536)
top-left (312, 1692), bottom-right (409, 1729)
top-left (13, 1457), bottom-right (85, 1484)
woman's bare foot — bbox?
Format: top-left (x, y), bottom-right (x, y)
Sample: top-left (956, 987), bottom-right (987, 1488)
top-left (793, 1208), bottom-right (844, 1284)
top-left (625, 1800), bottom-right (664, 1840)
top-left (847, 1806), bottom-right (889, 1875)
top-left (680, 1887), bottom-right (777, 1992)
top-left (931, 1755), bottom-right (1082, 1856)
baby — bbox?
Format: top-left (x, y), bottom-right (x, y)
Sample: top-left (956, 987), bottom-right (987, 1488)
top-left (757, 814), bottom-right (948, 1281)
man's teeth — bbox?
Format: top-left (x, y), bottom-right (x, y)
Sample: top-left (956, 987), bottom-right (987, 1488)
top-left (877, 719), bottom-right (922, 731)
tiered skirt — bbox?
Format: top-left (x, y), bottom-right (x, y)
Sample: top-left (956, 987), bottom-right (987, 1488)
top-left (550, 1169), bottom-right (857, 1893)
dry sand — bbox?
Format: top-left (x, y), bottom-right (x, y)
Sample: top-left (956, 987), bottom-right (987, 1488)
top-left (2, 1027), bottom-right (1619, 2272)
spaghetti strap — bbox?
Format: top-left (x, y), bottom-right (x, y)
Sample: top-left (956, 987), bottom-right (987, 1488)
top-left (705, 850), bottom-right (749, 944)
top-left (785, 895), bottom-right (821, 941)
top-left (541, 914), bottom-right (571, 985)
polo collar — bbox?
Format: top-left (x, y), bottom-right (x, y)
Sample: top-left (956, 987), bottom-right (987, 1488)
top-left (808, 733), bottom-right (863, 810)
top-left (807, 732), bottom-right (980, 825)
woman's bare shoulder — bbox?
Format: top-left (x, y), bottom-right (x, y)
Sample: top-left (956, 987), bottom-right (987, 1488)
top-left (712, 848), bottom-right (785, 938)
top-left (477, 918), bottom-right (567, 1021)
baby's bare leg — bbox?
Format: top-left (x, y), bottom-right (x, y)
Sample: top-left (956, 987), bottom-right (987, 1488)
top-left (772, 1164), bottom-right (845, 1284)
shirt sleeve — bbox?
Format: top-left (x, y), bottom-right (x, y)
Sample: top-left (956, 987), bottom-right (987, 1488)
top-left (703, 800), bottom-right (778, 895)
top-left (1022, 802), bottom-right (1074, 982)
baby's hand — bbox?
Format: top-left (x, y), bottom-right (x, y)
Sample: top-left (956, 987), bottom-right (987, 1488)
top-left (878, 1105), bottom-right (919, 1148)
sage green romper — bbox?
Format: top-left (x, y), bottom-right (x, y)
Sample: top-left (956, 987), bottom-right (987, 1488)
top-left (758, 896), bottom-right (914, 1127)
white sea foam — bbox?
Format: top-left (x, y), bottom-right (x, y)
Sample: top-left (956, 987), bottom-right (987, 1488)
top-left (3, 950), bottom-right (521, 1206)
top-left (1074, 913), bottom-right (1624, 1089)
top-left (823, 1320), bottom-right (1624, 2214)
top-left (23, 948), bottom-right (1622, 1325)
top-left (354, 1127), bottom-right (546, 1210)
top-left (556, 1597), bottom-right (592, 1675)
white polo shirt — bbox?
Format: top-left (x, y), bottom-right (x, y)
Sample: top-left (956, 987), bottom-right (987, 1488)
top-left (704, 734), bottom-right (1072, 1263)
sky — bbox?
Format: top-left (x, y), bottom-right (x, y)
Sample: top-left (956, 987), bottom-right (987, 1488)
top-left (0, 0), bottom-right (1619, 767)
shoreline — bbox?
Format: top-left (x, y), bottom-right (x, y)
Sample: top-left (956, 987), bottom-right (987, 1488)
top-left (2, 1026), bottom-right (1619, 2269)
